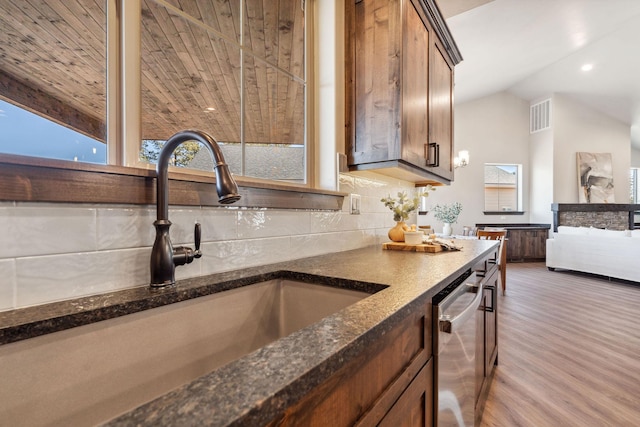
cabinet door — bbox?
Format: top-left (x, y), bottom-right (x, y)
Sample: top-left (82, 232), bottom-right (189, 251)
top-left (475, 291), bottom-right (485, 405)
top-left (272, 299), bottom-right (432, 426)
top-left (523, 230), bottom-right (547, 260)
top-left (352, 0), bottom-right (402, 164)
top-left (505, 229), bottom-right (520, 261)
top-left (506, 229), bottom-right (548, 261)
top-left (402, 0), bottom-right (430, 168)
top-left (379, 359), bottom-right (433, 427)
top-left (347, 0), bottom-right (457, 184)
top-left (428, 38), bottom-right (454, 181)
top-left (475, 267), bottom-right (499, 422)
top-left (484, 282), bottom-right (498, 374)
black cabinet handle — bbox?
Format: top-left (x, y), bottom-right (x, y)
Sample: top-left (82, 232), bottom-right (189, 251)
top-left (425, 142), bottom-right (439, 167)
top-left (484, 285), bottom-right (495, 313)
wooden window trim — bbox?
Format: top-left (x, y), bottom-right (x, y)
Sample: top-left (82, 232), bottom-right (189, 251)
top-left (0, 154), bottom-right (345, 210)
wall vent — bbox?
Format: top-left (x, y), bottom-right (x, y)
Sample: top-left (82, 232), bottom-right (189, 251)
top-left (530, 99), bottom-right (552, 133)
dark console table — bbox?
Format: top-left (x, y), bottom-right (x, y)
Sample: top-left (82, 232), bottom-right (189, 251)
top-left (475, 223), bottom-right (551, 262)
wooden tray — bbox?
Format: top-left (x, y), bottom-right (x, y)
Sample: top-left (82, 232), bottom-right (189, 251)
top-left (382, 242), bottom-right (443, 253)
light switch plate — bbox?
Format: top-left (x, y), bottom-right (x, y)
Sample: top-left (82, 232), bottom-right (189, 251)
top-left (350, 194), bottom-right (361, 215)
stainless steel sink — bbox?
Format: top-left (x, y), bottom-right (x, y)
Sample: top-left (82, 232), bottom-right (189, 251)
top-left (0, 279), bottom-right (372, 427)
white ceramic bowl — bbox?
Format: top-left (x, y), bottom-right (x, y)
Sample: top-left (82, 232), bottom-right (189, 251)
top-left (404, 231), bottom-right (424, 245)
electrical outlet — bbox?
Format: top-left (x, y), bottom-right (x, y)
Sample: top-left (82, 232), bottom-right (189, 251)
top-left (350, 194), bottom-right (361, 215)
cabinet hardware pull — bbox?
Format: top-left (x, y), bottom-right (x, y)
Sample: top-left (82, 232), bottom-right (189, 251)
top-left (484, 285), bottom-right (495, 313)
top-left (425, 142), bottom-right (439, 167)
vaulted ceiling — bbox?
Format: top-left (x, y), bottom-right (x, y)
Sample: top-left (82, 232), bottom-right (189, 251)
top-left (437, 0), bottom-right (640, 149)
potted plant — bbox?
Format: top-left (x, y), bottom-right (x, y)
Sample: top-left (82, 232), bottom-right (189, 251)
top-left (432, 202), bottom-right (462, 236)
top-left (381, 186), bottom-right (434, 241)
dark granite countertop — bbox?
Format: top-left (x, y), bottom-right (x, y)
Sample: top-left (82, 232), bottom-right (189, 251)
top-left (0, 241), bottom-right (497, 426)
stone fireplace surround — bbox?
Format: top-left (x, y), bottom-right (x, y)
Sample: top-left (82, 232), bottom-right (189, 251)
top-left (551, 203), bottom-right (640, 231)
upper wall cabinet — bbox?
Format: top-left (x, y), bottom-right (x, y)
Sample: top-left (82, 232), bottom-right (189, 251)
top-left (345, 0), bottom-right (462, 184)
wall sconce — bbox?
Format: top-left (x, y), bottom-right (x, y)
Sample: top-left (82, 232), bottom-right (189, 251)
top-left (454, 150), bottom-right (469, 168)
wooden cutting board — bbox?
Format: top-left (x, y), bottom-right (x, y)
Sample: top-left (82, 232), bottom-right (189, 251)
top-left (382, 242), bottom-right (443, 253)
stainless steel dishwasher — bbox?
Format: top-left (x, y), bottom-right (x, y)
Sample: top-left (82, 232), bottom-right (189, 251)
top-left (433, 270), bottom-right (482, 426)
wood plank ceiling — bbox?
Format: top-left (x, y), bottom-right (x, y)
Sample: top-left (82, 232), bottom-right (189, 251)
top-left (0, 0), bottom-right (107, 140)
top-left (0, 0), bottom-right (305, 146)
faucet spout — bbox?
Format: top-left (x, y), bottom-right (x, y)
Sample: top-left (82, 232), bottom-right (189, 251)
top-left (150, 129), bottom-right (241, 287)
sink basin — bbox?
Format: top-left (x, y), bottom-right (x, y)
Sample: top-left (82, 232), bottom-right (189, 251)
top-left (0, 278), bottom-right (373, 427)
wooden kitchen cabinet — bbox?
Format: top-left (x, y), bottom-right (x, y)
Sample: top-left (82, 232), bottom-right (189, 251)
top-left (268, 298), bottom-right (433, 426)
top-left (427, 35), bottom-right (455, 181)
top-left (483, 269), bottom-right (499, 376)
top-left (378, 359), bottom-right (433, 427)
top-left (521, 229), bottom-right (547, 260)
top-left (475, 261), bottom-right (500, 424)
top-left (505, 228), bottom-right (549, 262)
top-left (345, 0), bottom-right (462, 184)
top-left (476, 224), bottom-right (551, 262)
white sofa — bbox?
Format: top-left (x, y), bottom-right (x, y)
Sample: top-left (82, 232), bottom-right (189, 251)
top-left (546, 226), bottom-right (640, 283)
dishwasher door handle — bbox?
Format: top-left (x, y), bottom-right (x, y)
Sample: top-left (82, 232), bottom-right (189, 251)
top-left (439, 282), bottom-right (484, 334)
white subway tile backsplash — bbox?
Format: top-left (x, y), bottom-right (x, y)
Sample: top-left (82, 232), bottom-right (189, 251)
top-left (289, 233), bottom-right (335, 259)
top-left (352, 173), bottom-right (394, 197)
top-left (290, 230), bottom-right (372, 259)
top-left (15, 248), bottom-right (149, 308)
top-left (238, 210), bottom-right (311, 239)
top-left (200, 236), bottom-right (293, 275)
top-left (362, 194), bottom-right (387, 214)
top-left (338, 174), bottom-right (356, 194)
top-left (357, 212), bottom-right (387, 230)
top-left (163, 207), bottom-right (203, 246)
top-left (0, 259), bottom-right (16, 310)
top-left (309, 211), bottom-right (386, 234)
top-left (309, 211), bottom-right (342, 233)
top-left (198, 208), bottom-right (238, 242)
top-left (167, 206), bottom-right (239, 245)
top-left (97, 207), bottom-right (155, 250)
top-left (4, 173), bottom-right (416, 309)
top-left (0, 205), bottom-right (97, 259)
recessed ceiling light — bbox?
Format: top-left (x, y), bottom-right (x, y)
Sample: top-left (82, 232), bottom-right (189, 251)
top-left (581, 64), bottom-right (593, 72)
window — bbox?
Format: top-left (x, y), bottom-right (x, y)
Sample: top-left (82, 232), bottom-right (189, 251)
top-left (0, 100), bottom-right (106, 163)
top-left (1, 0), bottom-right (309, 185)
top-left (484, 164), bottom-right (523, 213)
top-left (631, 168), bottom-right (639, 203)
top-left (138, 0), bottom-right (307, 183)
top-left (0, 0), bottom-right (107, 164)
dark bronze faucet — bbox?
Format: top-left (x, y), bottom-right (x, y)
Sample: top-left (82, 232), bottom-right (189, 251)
top-left (150, 130), bottom-right (241, 287)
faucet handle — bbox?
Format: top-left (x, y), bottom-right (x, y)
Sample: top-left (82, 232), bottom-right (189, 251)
top-left (194, 222), bottom-right (202, 259)
top-left (172, 222), bottom-right (202, 266)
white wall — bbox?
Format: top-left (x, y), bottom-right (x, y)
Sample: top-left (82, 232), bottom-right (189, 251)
top-left (632, 146), bottom-right (640, 167)
top-left (552, 94), bottom-right (631, 203)
top-left (432, 91), bottom-right (634, 230)
top-left (529, 126), bottom-right (554, 225)
top-left (420, 91), bottom-right (531, 233)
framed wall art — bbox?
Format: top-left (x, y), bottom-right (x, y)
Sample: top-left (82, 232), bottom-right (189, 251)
top-left (577, 152), bottom-right (614, 203)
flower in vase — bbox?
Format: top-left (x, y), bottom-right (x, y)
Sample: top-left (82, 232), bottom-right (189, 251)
top-left (381, 186), bottom-right (434, 222)
top-left (432, 202), bottom-right (463, 224)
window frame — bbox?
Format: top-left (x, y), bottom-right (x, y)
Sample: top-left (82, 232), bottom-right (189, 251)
top-left (0, 153), bottom-right (343, 209)
top-left (631, 167), bottom-right (639, 203)
top-left (0, 0), bottom-right (345, 208)
top-left (483, 163), bottom-right (525, 215)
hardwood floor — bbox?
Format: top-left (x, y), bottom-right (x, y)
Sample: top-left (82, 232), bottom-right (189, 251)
top-left (480, 263), bottom-right (640, 427)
